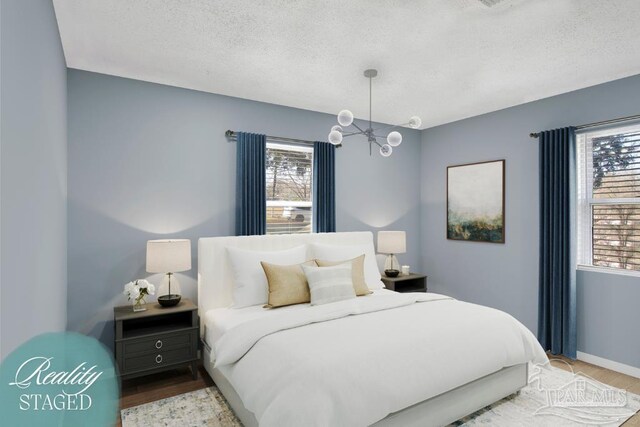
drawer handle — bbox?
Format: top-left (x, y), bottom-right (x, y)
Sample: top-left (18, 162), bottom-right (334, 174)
top-left (155, 354), bottom-right (163, 364)
top-left (155, 340), bottom-right (163, 349)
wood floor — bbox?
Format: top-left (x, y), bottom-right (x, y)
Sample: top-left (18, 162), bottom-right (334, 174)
top-left (550, 356), bottom-right (640, 426)
top-left (117, 357), bottom-right (640, 426)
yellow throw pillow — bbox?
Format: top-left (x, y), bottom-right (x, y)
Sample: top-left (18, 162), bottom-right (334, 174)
top-left (261, 261), bottom-right (315, 308)
top-left (314, 255), bottom-right (372, 296)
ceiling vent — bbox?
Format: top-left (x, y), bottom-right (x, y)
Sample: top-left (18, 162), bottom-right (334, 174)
top-left (479, 0), bottom-right (505, 6)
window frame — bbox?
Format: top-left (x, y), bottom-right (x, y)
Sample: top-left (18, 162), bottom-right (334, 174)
top-left (576, 123), bottom-right (640, 277)
top-left (265, 141), bottom-right (314, 235)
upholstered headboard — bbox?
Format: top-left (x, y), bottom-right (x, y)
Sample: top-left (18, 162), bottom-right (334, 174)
top-left (197, 231), bottom-right (379, 324)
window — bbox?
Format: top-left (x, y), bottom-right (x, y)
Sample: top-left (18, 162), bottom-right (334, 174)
top-left (577, 123), bottom-right (640, 273)
top-left (265, 142), bottom-right (313, 235)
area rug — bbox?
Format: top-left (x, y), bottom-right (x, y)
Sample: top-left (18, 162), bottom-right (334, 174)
top-left (121, 366), bottom-right (640, 426)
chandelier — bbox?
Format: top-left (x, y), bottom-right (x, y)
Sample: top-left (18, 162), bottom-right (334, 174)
top-left (327, 69), bottom-right (422, 157)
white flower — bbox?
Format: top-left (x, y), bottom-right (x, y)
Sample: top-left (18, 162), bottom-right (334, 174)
top-left (130, 285), bottom-right (140, 300)
top-left (123, 281), bottom-right (135, 297)
top-left (136, 279), bottom-right (155, 295)
top-left (124, 279), bottom-right (156, 301)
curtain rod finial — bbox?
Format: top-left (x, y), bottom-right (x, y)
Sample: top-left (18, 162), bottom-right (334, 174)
top-left (530, 132), bottom-right (540, 138)
top-left (225, 130), bottom-right (235, 138)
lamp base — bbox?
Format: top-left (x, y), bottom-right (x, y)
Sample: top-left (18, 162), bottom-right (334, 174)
top-left (384, 254), bottom-right (399, 271)
top-left (384, 269), bottom-right (400, 278)
top-left (157, 294), bottom-right (181, 307)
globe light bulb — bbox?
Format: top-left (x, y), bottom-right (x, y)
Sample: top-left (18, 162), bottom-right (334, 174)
top-left (380, 144), bottom-right (393, 157)
top-left (408, 116), bottom-right (422, 129)
top-left (337, 110), bottom-right (354, 127)
top-left (331, 125), bottom-right (343, 133)
top-left (328, 130), bottom-right (343, 145)
top-left (387, 131), bottom-right (402, 147)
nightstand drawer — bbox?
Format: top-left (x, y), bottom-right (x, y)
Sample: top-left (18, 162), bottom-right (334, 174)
top-left (123, 346), bottom-right (194, 373)
top-left (122, 329), bottom-right (196, 356)
top-left (114, 299), bottom-right (200, 380)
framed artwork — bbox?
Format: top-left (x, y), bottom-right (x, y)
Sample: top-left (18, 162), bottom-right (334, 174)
top-left (447, 159), bottom-right (505, 243)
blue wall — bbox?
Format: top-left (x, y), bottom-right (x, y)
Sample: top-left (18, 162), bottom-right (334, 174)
top-left (0, 0), bottom-right (68, 360)
top-left (421, 74), bottom-right (640, 369)
top-left (67, 70), bottom-right (422, 348)
top-left (26, 37), bottom-right (635, 369)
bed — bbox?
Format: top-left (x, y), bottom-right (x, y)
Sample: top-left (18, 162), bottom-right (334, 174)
top-left (198, 231), bottom-right (547, 426)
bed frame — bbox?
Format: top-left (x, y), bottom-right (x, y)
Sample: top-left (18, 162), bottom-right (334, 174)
top-left (198, 232), bottom-right (528, 426)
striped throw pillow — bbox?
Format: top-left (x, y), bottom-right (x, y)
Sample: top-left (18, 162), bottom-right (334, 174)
top-left (314, 255), bottom-right (372, 296)
top-left (302, 263), bottom-right (356, 305)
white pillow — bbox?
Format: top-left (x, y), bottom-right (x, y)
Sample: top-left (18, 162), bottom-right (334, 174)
top-left (301, 264), bottom-right (356, 305)
top-left (227, 245), bottom-right (307, 308)
top-left (310, 243), bottom-right (383, 290)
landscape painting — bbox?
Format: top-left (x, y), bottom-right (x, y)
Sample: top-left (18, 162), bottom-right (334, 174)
top-left (447, 160), bottom-right (505, 243)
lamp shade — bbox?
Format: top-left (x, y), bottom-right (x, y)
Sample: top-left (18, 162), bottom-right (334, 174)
top-left (146, 239), bottom-right (191, 273)
top-left (377, 231), bottom-right (406, 254)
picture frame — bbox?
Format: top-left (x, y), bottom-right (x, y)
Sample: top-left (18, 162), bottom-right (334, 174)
top-left (446, 159), bottom-right (505, 243)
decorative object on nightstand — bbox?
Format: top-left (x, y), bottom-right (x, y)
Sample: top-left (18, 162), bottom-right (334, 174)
top-left (114, 299), bottom-right (199, 380)
top-left (401, 265), bottom-right (410, 276)
top-left (146, 239), bottom-right (191, 307)
top-left (123, 279), bottom-right (156, 312)
top-left (377, 231), bottom-right (406, 278)
top-left (381, 273), bottom-right (428, 293)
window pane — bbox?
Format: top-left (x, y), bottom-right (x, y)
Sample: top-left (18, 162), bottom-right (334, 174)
top-left (266, 205), bottom-right (312, 235)
top-left (265, 143), bottom-right (313, 235)
top-left (592, 131), bottom-right (640, 199)
top-left (592, 204), bottom-right (640, 271)
top-left (577, 123), bottom-right (640, 271)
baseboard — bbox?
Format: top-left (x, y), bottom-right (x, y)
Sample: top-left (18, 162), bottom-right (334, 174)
top-left (577, 351), bottom-right (640, 379)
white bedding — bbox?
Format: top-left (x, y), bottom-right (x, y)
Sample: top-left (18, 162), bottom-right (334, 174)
top-left (204, 297), bottom-right (311, 355)
top-left (204, 289), bottom-right (399, 353)
top-left (206, 291), bottom-right (548, 427)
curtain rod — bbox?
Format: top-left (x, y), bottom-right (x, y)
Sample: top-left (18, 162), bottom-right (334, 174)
top-left (225, 130), bottom-right (341, 148)
top-left (529, 114), bottom-right (640, 138)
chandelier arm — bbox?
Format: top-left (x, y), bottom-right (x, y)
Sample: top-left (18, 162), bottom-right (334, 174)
top-left (370, 139), bottom-right (383, 148)
top-left (373, 132), bottom-right (402, 139)
top-left (351, 122), bottom-right (367, 133)
top-left (342, 131), bottom-right (364, 137)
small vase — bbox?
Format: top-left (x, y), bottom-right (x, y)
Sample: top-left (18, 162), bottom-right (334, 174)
top-left (132, 297), bottom-right (147, 312)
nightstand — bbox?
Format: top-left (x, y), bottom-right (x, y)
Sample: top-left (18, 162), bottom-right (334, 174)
top-left (114, 299), bottom-right (199, 381)
top-left (381, 273), bottom-right (428, 293)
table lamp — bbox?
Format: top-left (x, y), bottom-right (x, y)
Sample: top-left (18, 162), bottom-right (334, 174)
top-left (146, 239), bottom-right (191, 307)
top-left (377, 231), bottom-right (406, 278)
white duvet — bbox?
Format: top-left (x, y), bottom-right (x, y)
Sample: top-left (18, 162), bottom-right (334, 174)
top-left (211, 292), bottom-right (548, 427)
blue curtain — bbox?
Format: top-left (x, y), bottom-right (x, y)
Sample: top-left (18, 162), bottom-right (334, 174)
top-left (235, 132), bottom-right (266, 236)
top-left (313, 141), bottom-right (336, 232)
top-left (538, 127), bottom-right (577, 358)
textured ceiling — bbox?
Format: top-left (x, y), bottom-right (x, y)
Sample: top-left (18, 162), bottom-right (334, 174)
top-left (53, 0), bottom-right (640, 129)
